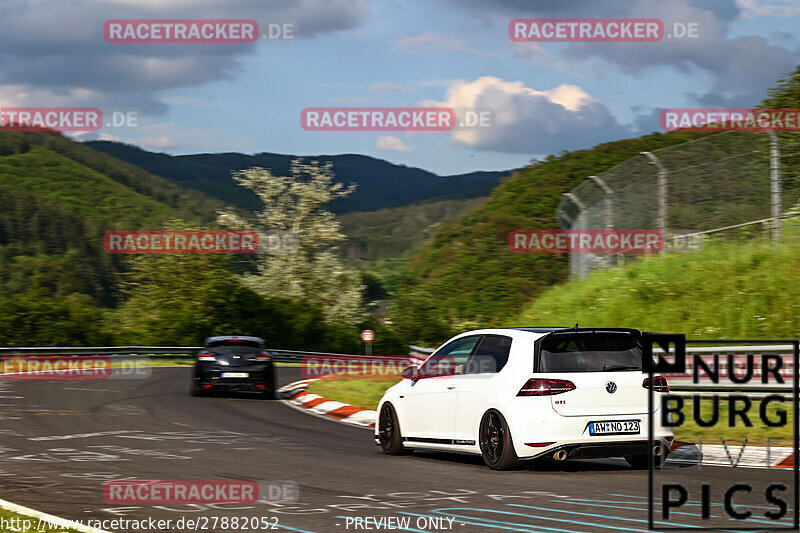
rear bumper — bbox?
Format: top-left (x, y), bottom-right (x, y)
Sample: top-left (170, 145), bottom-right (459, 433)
top-left (523, 439), bottom-right (668, 461)
top-left (505, 398), bottom-right (673, 459)
top-left (193, 364), bottom-right (274, 390)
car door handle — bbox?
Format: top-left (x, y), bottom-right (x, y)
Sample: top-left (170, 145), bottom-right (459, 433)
top-left (446, 385), bottom-right (456, 390)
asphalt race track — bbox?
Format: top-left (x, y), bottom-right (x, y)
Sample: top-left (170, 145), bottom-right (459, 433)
top-left (0, 367), bottom-right (795, 532)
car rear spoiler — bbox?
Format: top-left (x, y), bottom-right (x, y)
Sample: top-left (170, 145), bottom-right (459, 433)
top-left (542, 327), bottom-right (641, 340)
top-left (531, 327), bottom-right (642, 372)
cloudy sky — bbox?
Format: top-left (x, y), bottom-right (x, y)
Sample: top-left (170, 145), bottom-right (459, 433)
top-left (2, 0), bottom-right (799, 174)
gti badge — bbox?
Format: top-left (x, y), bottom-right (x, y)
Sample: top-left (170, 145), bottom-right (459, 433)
top-left (605, 381), bottom-right (617, 394)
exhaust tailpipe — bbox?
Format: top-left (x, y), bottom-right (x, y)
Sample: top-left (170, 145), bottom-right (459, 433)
top-left (653, 444), bottom-right (664, 457)
top-left (553, 449), bottom-right (568, 461)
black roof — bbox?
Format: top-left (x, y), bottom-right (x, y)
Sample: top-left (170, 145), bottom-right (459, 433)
top-left (510, 327), bottom-right (571, 333)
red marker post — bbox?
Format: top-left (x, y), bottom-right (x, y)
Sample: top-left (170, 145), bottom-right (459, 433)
top-left (361, 329), bottom-right (375, 356)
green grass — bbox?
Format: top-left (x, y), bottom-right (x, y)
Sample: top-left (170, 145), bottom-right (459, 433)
top-left (512, 239), bottom-right (800, 339)
top-left (672, 396), bottom-right (793, 446)
top-left (0, 508), bottom-right (83, 533)
top-left (307, 377), bottom-right (400, 409)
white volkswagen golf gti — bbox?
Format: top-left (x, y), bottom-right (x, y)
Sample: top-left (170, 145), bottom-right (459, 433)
top-left (375, 327), bottom-right (673, 470)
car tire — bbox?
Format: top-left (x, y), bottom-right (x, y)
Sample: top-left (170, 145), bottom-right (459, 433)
top-left (260, 368), bottom-right (276, 399)
top-left (190, 381), bottom-right (205, 397)
top-left (626, 448), bottom-right (668, 469)
top-left (378, 403), bottom-right (407, 455)
top-left (479, 409), bottom-right (521, 470)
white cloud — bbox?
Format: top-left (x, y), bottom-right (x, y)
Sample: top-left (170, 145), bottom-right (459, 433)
top-left (425, 76), bottom-right (630, 153)
top-left (369, 83), bottom-right (413, 94)
top-left (737, 0), bottom-right (800, 18)
top-left (135, 136), bottom-right (174, 150)
top-left (97, 132), bottom-right (121, 142)
top-left (376, 135), bottom-right (412, 153)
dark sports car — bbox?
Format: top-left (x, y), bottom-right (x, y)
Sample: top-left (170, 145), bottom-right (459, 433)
top-left (190, 336), bottom-right (276, 398)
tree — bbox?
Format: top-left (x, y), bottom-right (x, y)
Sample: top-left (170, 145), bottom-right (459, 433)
top-left (217, 160), bottom-right (364, 326)
top-left (0, 288), bottom-right (111, 345)
top-left (761, 63), bottom-right (800, 108)
top-left (112, 253), bottom-right (265, 345)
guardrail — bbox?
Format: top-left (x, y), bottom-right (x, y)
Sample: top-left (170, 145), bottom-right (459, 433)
top-left (0, 346), bottom-right (415, 365)
top-left (0, 341), bottom-right (796, 392)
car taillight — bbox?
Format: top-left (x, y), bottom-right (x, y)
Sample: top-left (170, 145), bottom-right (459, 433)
top-left (255, 353), bottom-right (271, 361)
top-left (643, 375), bottom-right (669, 392)
top-left (517, 378), bottom-right (576, 396)
top-left (196, 352), bottom-right (215, 361)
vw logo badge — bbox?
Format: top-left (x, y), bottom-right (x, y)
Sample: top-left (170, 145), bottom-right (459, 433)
top-left (605, 381), bottom-right (617, 394)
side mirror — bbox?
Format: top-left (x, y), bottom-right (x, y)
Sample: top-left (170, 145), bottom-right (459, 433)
top-left (401, 363), bottom-right (421, 380)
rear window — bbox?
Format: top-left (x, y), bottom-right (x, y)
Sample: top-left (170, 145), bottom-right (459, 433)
top-left (205, 340), bottom-right (263, 354)
top-left (205, 345), bottom-right (262, 356)
top-left (538, 333), bottom-right (642, 372)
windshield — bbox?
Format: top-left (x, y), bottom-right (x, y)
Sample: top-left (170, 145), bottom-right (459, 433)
top-left (538, 333), bottom-right (642, 372)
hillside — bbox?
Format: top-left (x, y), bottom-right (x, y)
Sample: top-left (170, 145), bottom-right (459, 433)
top-left (339, 197), bottom-right (488, 297)
top-left (392, 131), bottom-right (711, 344)
top-left (85, 140), bottom-right (513, 213)
top-left (339, 196), bottom-right (486, 261)
top-left (0, 131), bottom-right (223, 225)
top-left (511, 240), bottom-right (800, 339)
top-left (0, 131), bottom-right (227, 306)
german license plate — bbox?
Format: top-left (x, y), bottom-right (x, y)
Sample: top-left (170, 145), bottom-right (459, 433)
top-left (589, 420), bottom-right (640, 435)
top-left (221, 372), bottom-right (248, 378)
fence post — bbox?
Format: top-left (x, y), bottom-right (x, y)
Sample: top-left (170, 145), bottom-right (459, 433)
top-left (589, 175), bottom-right (621, 267)
top-left (562, 192), bottom-right (587, 279)
top-left (642, 151), bottom-right (668, 256)
top-left (768, 132), bottom-right (781, 242)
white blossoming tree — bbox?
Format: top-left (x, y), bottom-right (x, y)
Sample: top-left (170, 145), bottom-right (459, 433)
top-left (217, 160), bottom-right (363, 325)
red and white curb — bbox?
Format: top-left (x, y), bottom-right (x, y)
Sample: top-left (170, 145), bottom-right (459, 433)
top-left (278, 379), bottom-right (376, 429)
top-left (667, 440), bottom-right (796, 469)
